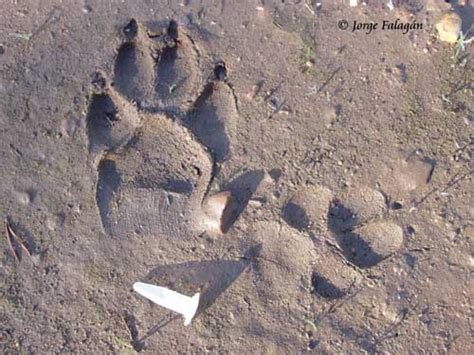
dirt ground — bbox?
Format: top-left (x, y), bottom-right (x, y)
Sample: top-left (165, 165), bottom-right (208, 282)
top-left (0, 0), bottom-right (473, 353)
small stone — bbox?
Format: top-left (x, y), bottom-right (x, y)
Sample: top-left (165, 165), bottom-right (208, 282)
top-left (202, 191), bottom-right (232, 234)
top-left (46, 217), bottom-right (57, 231)
top-left (321, 104), bottom-right (340, 125)
top-left (31, 151), bottom-right (46, 162)
top-left (248, 199), bottom-right (263, 208)
top-left (14, 191), bottom-right (30, 205)
top-left (82, 6), bottom-right (92, 14)
top-left (46, 213), bottom-right (65, 231)
top-left (435, 12), bottom-right (461, 44)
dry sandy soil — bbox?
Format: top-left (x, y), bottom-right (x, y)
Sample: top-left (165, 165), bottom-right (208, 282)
top-left (1, 0), bottom-right (473, 353)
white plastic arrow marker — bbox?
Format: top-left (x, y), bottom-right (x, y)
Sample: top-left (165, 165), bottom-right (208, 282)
top-left (133, 282), bottom-right (200, 326)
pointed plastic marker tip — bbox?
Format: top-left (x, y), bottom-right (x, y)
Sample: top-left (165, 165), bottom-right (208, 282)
top-left (133, 282), bottom-right (200, 326)
top-left (183, 293), bottom-right (201, 326)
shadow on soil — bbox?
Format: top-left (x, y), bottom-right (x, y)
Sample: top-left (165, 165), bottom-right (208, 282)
top-left (145, 247), bottom-right (260, 313)
top-left (123, 311), bottom-right (179, 352)
top-left (184, 83), bottom-right (230, 163)
top-left (86, 94), bottom-right (119, 153)
top-left (282, 202), bottom-right (310, 231)
top-left (221, 170), bottom-right (264, 232)
top-left (327, 201), bottom-right (383, 268)
top-left (311, 272), bottom-right (346, 300)
top-left (96, 159), bottom-right (121, 234)
top-left (453, 3), bottom-right (474, 34)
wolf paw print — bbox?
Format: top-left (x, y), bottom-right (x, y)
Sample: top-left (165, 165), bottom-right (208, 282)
top-left (281, 185), bottom-right (404, 299)
top-left (85, 19), bottom-right (240, 239)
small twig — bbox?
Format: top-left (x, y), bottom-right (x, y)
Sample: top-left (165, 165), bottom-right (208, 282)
top-left (10, 8), bottom-right (61, 43)
top-left (269, 99), bottom-right (287, 119)
top-left (372, 302), bottom-right (418, 347)
top-left (326, 280), bottom-right (358, 314)
top-left (314, 279), bottom-right (362, 326)
top-left (413, 169), bottom-right (473, 208)
top-left (122, 312), bottom-right (147, 352)
top-left (121, 313), bottom-right (137, 341)
top-left (305, 66), bottom-right (341, 96)
top-left (138, 313), bottom-right (179, 342)
top-left (5, 222), bottom-right (20, 262)
top-left (263, 82), bottom-right (283, 102)
top-left (30, 7), bottom-right (62, 41)
top-left (454, 31), bottom-right (474, 59)
top-left (5, 219), bottom-right (31, 261)
top-left (324, 240), bottom-right (366, 276)
top-left (304, 0), bottom-right (315, 15)
top-left (248, 80), bottom-right (265, 100)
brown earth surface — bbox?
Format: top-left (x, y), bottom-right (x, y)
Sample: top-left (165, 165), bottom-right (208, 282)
top-left (1, 0), bottom-right (473, 353)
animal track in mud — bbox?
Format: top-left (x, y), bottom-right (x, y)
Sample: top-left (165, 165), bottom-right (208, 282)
top-left (86, 19), bottom-right (241, 239)
top-left (282, 184), bottom-right (404, 299)
top-left (183, 61), bottom-right (237, 164)
top-left (84, 19), bottom-right (411, 341)
top-left (113, 19), bottom-right (202, 111)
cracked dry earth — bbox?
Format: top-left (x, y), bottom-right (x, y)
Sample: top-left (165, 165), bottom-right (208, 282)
top-left (1, 1), bottom-right (473, 354)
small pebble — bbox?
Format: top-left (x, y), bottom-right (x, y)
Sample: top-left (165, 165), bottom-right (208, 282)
top-left (31, 151), bottom-right (46, 162)
top-left (248, 199), bottom-right (263, 208)
top-left (82, 6), bottom-right (92, 14)
top-left (14, 191), bottom-right (30, 205)
top-left (46, 213), bottom-right (65, 231)
top-left (435, 12), bottom-right (461, 44)
top-left (46, 217), bottom-right (57, 231)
